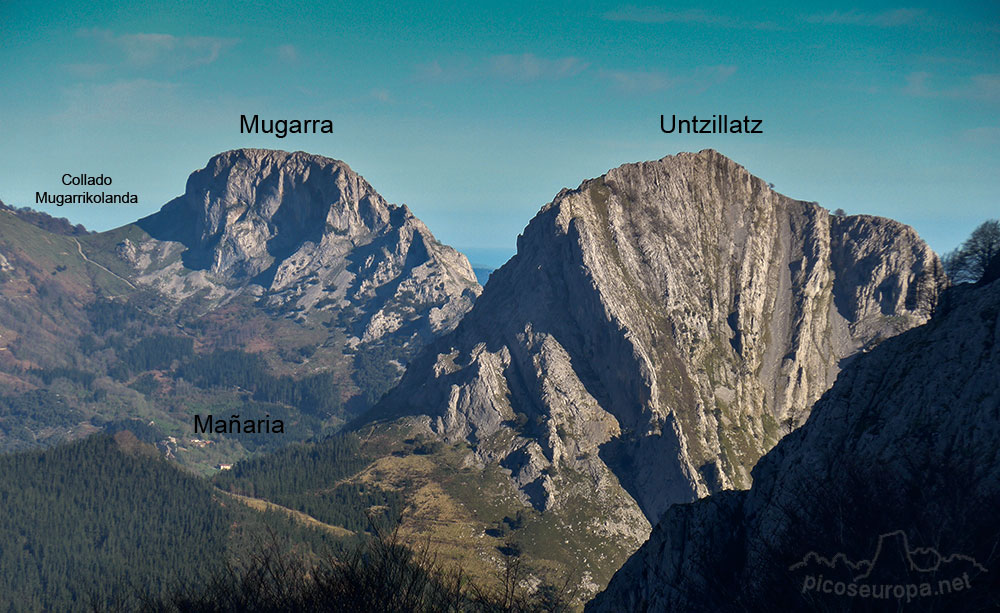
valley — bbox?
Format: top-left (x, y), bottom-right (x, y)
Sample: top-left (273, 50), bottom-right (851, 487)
top-left (0, 147), bottom-right (961, 607)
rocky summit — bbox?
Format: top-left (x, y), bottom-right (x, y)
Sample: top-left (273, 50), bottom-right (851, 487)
top-left (127, 148), bottom-right (480, 344)
top-left (590, 256), bottom-right (1000, 611)
top-left (365, 149), bottom-right (947, 589)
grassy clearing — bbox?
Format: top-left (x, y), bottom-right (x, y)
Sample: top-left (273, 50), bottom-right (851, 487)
top-left (221, 489), bottom-right (355, 538)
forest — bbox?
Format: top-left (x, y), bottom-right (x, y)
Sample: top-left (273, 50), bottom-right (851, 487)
top-left (177, 349), bottom-right (343, 417)
top-left (0, 433), bottom-right (229, 610)
top-left (0, 432), bottom-right (350, 611)
top-left (214, 433), bottom-right (403, 532)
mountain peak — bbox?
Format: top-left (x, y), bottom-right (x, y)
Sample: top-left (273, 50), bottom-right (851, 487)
top-left (141, 149), bottom-right (402, 279)
top-left (539, 149), bottom-right (777, 233)
top-left (203, 148), bottom-right (359, 177)
top-left (366, 151), bottom-right (945, 593)
top-left (129, 149), bottom-right (479, 341)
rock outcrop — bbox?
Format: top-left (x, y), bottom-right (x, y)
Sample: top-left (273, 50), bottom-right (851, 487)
top-left (130, 149), bottom-right (480, 344)
top-left (372, 149), bottom-right (946, 532)
top-left (590, 260), bottom-right (1000, 612)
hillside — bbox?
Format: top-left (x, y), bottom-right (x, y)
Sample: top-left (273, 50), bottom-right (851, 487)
top-left (0, 432), bottom-right (354, 611)
top-left (0, 150), bottom-right (479, 469)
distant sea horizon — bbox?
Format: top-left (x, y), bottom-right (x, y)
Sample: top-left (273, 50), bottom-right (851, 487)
top-left (457, 246), bottom-right (514, 285)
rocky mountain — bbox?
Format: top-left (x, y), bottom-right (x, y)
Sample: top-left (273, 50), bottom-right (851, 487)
top-left (0, 149), bottom-right (479, 465)
top-left (361, 149), bottom-right (946, 591)
top-left (589, 256), bottom-right (1000, 611)
top-left (113, 148), bottom-right (479, 345)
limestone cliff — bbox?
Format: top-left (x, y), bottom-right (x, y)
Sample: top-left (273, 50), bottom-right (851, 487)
top-left (590, 260), bottom-right (1000, 611)
top-left (372, 149), bottom-right (946, 534)
top-left (124, 148), bottom-right (480, 345)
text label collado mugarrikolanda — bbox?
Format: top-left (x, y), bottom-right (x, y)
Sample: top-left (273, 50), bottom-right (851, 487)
top-left (661, 114), bottom-right (763, 134)
top-left (36, 174), bottom-right (137, 206)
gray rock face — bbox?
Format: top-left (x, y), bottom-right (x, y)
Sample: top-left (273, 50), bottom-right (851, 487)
top-left (375, 150), bottom-right (945, 528)
top-left (115, 239), bottom-right (138, 265)
top-left (133, 149), bottom-right (480, 342)
top-left (590, 273), bottom-right (1000, 612)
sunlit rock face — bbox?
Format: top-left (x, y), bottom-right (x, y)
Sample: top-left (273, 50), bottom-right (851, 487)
top-left (372, 149), bottom-right (945, 552)
top-left (591, 265), bottom-right (999, 612)
top-left (132, 148), bottom-right (480, 343)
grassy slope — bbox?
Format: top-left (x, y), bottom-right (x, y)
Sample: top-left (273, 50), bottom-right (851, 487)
top-left (354, 426), bottom-right (638, 601)
top-left (221, 421), bottom-right (639, 602)
top-left (0, 208), bottom-right (132, 369)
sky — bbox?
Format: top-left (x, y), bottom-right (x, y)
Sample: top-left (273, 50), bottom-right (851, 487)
top-left (1, 1), bottom-right (997, 269)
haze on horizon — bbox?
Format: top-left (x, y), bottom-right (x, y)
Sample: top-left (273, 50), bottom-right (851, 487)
top-left (1, 0), bottom-right (997, 268)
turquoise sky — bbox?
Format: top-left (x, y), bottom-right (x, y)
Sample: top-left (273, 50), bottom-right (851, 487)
top-left (1, 1), bottom-right (997, 267)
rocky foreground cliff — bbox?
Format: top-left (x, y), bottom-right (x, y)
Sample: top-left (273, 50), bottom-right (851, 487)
top-left (590, 258), bottom-right (1000, 612)
top-left (363, 150), bottom-right (946, 591)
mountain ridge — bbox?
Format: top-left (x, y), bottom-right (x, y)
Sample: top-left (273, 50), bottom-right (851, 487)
top-left (354, 148), bottom-right (946, 594)
top-left (372, 148), bottom-right (944, 513)
top-left (118, 148), bottom-right (480, 343)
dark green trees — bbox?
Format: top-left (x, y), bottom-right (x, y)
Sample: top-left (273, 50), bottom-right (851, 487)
top-left (944, 219), bottom-right (1000, 283)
